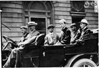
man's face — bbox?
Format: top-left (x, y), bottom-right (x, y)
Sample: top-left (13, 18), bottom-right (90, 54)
top-left (48, 28), bottom-right (54, 33)
top-left (21, 28), bottom-right (27, 34)
top-left (28, 25), bottom-right (35, 32)
top-left (71, 26), bottom-right (76, 31)
top-left (80, 23), bottom-right (86, 29)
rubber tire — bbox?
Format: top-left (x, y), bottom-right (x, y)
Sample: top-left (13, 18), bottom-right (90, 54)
top-left (72, 59), bottom-right (97, 67)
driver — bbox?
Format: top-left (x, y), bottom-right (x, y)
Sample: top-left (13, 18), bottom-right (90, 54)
top-left (20, 26), bottom-right (28, 42)
top-left (3, 21), bottom-right (40, 67)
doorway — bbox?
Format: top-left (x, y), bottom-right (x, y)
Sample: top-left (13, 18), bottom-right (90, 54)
top-left (31, 18), bottom-right (46, 33)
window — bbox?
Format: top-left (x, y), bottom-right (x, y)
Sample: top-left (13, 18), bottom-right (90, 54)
top-left (71, 1), bottom-right (85, 12)
top-left (23, 1), bottom-right (53, 33)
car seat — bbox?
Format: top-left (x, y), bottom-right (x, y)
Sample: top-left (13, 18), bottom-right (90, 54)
top-left (34, 33), bottom-right (45, 47)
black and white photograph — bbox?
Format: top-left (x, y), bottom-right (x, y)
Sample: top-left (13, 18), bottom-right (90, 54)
top-left (0, 0), bottom-right (99, 67)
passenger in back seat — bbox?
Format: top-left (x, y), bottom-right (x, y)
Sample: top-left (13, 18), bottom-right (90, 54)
top-left (59, 19), bottom-right (71, 44)
top-left (60, 26), bottom-right (71, 44)
top-left (70, 23), bottom-right (80, 44)
top-left (44, 24), bottom-right (59, 46)
top-left (75, 19), bottom-right (93, 44)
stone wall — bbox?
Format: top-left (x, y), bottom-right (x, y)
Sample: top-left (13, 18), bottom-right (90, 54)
top-left (1, 2), bottom-right (24, 42)
top-left (53, 1), bottom-right (71, 33)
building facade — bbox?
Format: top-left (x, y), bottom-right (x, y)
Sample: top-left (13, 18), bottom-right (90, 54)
top-left (1, 1), bottom-right (98, 42)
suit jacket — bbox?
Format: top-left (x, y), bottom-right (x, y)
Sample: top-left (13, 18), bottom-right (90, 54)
top-left (78, 27), bottom-right (93, 41)
top-left (26, 31), bottom-right (40, 39)
top-left (60, 30), bottom-right (71, 44)
top-left (22, 30), bottom-right (40, 48)
top-left (76, 27), bottom-right (93, 45)
top-left (44, 32), bottom-right (59, 45)
top-left (70, 30), bottom-right (80, 44)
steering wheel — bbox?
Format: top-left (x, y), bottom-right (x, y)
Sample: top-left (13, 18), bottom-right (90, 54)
top-left (2, 36), bottom-right (18, 50)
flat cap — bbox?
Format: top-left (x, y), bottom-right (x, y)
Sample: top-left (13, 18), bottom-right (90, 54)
top-left (47, 24), bottom-right (55, 29)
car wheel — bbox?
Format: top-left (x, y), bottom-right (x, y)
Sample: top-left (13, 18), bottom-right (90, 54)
top-left (72, 59), bottom-right (97, 67)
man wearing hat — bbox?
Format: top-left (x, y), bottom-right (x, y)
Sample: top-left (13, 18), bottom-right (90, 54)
top-left (25, 21), bottom-right (39, 41)
top-left (44, 24), bottom-right (59, 46)
top-left (20, 26), bottom-right (28, 42)
top-left (3, 21), bottom-right (40, 67)
top-left (76, 19), bottom-right (93, 43)
top-left (59, 19), bottom-right (71, 44)
top-left (70, 23), bottom-right (80, 44)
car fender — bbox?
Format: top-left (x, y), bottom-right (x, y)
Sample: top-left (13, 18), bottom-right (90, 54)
top-left (65, 54), bottom-right (84, 67)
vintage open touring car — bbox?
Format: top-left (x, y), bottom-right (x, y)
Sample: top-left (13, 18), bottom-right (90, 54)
top-left (2, 29), bottom-right (99, 67)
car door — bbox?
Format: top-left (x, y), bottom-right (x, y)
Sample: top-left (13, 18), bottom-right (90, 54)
top-left (23, 46), bottom-right (40, 67)
top-left (39, 45), bottom-right (65, 67)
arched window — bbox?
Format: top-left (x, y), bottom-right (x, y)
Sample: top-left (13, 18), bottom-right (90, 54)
top-left (23, 1), bottom-right (53, 33)
top-left (30, 2), bottom-right (45, 10)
